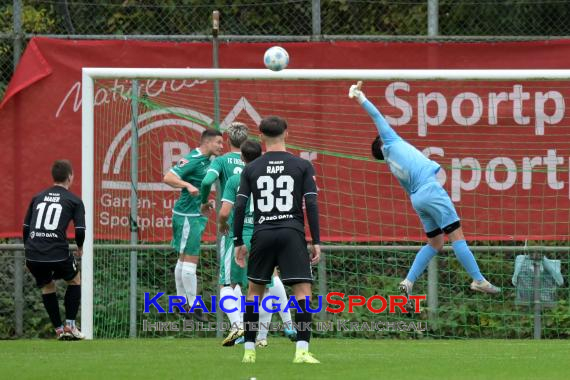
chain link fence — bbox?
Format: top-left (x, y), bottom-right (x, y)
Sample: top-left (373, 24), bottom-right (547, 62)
top-left (4, 1), bottom-right (570, 36)
top-left (2, 0), bottom-right (570, 98)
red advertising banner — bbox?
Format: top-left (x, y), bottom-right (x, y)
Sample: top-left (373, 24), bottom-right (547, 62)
top-left (1, 38), bottom-right (570, 242)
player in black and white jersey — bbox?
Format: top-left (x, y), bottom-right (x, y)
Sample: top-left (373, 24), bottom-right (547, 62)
top-left (234, 116), bottom-right (321, 364)
top-left (23, 160), bottom-right (86, 340)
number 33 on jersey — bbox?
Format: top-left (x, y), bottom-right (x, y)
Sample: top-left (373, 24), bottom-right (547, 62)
top-left (237, 151), bottom-right (317, 233)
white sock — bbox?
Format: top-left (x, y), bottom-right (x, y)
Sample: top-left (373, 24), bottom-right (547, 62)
top-left (220, 286), bottom-right (240, 327)
top-left (182, 262), bottom-right (197, 307)
top-left (296, 340), bottom-right (309, 351)
top-left (269, 276), bottom-right (292, 328)
top-left (258, 289), bottom-right (272, 340)
top-left (174, 260), bottom-right (184, 297)
top-left (245, 342), bottom-right (255, 350)
top-left (65, 319), bottom-right (75, 328)
top-left (234, 284), bottom-right (244, 325)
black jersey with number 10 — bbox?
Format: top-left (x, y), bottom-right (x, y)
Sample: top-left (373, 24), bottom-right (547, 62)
top-left (23, 186), bottom-right (86, 262)
top-left (237, 151), bottom-right (317, 234)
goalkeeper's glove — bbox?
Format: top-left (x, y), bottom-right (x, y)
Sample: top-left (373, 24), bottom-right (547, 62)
top-left (348, 83), bottom-right (367, 104)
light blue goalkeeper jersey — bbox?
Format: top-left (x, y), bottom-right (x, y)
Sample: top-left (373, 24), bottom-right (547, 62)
top-left (362, 99), bottom-right (440, 195)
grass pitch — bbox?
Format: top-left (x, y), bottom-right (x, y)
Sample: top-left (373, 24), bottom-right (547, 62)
top-left (2, 338), bottom-right (569, 380)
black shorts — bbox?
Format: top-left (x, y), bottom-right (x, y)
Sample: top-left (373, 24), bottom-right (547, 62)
top-left (247, 228), bottom-right (313, 285)
top-left (26, 256), bottom-right (79, 288)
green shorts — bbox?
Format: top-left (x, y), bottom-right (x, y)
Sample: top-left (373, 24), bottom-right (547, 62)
top-left (219, 234), bottom-right (251, 287)
top-left (218, 233), bottom-right (275, 288)
top-left (171, 214), bottom-right (208, 256)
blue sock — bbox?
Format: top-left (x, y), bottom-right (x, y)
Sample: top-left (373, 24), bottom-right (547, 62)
top-left (452, 240), bottom-right (484, 281)
top-left (406, 244), bottom-right (438, 282)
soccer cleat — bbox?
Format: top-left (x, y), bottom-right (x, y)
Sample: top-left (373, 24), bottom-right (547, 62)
top-left (398, 279), bottom-right (416, 314)
top-left (61, 325), bottom-right (85, 341)
top-left (235, 336), bottom-right (244, 345)
top-left (55, 327), bottom-right (65, 340)
top-left (293, 350), bottom-right (320, 364)
top-left (284, 326), bottom-right (297, 342)
top-left (222, 328), bottom-right (244, 347)
top-left (470, 280), bottom-right (501, 294)
top-left (255, 339), bottom-right (268, 348)
top-left (187, 307), bottom-right (209, 322)
top-left (242, 349), bottom-right (256, 363)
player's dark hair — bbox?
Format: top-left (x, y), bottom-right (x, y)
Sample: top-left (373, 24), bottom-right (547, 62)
top-left (240, 140), bottom-right (262, 164)
top-left (371, 135), bottom-right (384, 161)
top-left (52, 160), bottom-right (73, 183)
top-left (201, 128), bottom-right (222, 142)
top-left (259, 116), bottom-right (287, 137)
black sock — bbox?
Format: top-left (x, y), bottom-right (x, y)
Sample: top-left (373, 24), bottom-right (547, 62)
top-left (244, 303), bottom-right (259, 343)
top-left (64, 285), bottom-right (81, 320)
top-left (42, 292), bottom-right (62, 328)
top-left (295, 298), bottom-right (312, 343)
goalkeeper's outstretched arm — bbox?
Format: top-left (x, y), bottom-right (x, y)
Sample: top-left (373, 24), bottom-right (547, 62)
top-left (348, 82), bottom-right (401, 145)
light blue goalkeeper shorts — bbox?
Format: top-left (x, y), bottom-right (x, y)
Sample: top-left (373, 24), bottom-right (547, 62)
top-left (410, 181), bottom-right (460, 234)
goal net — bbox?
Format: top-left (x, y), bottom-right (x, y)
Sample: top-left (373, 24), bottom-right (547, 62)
top-left (83, 69), bottom-right (570, 340)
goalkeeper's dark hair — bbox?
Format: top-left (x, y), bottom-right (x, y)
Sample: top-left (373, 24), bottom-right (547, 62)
top-left (259, 116), bottom-right (287, 137)
top-left (201, 128), bottom-right (222, 143)
top-left (240, 139), bottom-right (262, 164)
top-left (52, 160), bottom-right (73, 183)
top-left (371, 135), bottom-right (385, 161)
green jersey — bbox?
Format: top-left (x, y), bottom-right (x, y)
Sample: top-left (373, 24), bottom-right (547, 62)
top-left (170, 148), bottom-right (211, 215)
top-left (209, 152), bottom-right (244, 188)
top-left (201, 151), bottom-right (245, 205)
top-left (222, 174), bottom-right (254, 236)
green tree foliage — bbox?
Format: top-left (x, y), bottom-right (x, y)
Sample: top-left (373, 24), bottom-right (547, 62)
top-left (0, 2), bottom-right (59, 98)
top-left (1, 0), bottom-right (566, 37)
top-left (439, 0), bottom-right (570, 36)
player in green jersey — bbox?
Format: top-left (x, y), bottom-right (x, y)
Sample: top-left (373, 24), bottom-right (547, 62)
top-left (163, 128), bottom-right (223, 321)
top-left (200, 122), bottom-right (249, 213)
top-left (198, 122), bottom-right (249, 334)
top-left (217, 139), bottom-right (258, 346)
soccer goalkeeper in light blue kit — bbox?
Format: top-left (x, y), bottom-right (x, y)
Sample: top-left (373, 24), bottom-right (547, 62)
top-left (349, 82), bottom-right (501, 303)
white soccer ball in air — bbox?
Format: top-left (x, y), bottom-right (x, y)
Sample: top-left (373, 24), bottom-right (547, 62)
top-left (264, 46), bottom-right (289, 71)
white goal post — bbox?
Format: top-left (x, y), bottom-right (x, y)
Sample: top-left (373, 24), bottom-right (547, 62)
top-left (81, 68), bottom-right (570, 339)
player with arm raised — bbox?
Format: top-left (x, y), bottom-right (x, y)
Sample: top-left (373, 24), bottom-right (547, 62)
top-left (234, 116), bottom-right (321, 364)
top-left (163, 128), bottom-right (223, 321)
top-left (218, 140), bottom-right (297, 347)
top-left (216, 139), bottom-right (257, 346)
top-left (23, 160), bottom-right (86, 340)
top-left (348, 82), bottom-right (500, 306)
top-left (198, 122), bottom-right (248, 342)
top-left (200, 122), bottom-right (249, 215)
